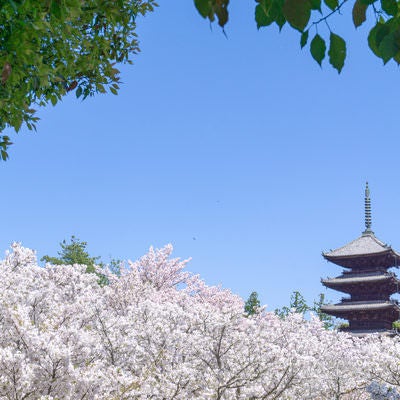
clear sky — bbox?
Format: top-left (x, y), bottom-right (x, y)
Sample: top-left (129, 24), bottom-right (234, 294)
top-left (2, 1), bottom-right (400, 311)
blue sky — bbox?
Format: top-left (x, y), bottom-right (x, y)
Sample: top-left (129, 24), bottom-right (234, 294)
top-left (2, 1), bottom-right (400, 311)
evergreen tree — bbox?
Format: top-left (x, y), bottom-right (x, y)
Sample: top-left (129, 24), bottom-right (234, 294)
top-left (41, 236), bottom-right (107, 285)
top-left (311, 293), bottom-right (335, 330)
top-left (244, 291), bottom-right (261, 316)
top-left (275, 291), bottom-right (309, 318)
top-left (41, 236), bottom-right (100, 272)
top-left (275, 290), bottom-right (337, 329)
top-left (108, 258), bottom-right (123, 277)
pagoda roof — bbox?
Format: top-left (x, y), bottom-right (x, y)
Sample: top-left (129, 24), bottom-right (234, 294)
top-left (321, 300), bottom-right (400, 314)
top-left (323, 233), bottom-right (400, 268)
top-left (322, 273), bottom-right (399, 286)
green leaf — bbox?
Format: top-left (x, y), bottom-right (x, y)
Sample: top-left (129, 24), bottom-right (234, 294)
top-left (360, 0), bottom-right (376, 4)
top-left (328, 33), bottom-right (346, 72)
top-left (14, 117), bottom-right (23, 132)
top-left (393, 50), bottom-right (400, 63)
top-left (255, 1), bottom-right (274, 28)
top-left (50, 95), bottom-right (57, 106)
top-left (310, 0), bottom-right (322, 11)
top-left (368, 22), bottom-right (391, 57)
top-left (50, 0), bottom-right (62, 19)
top-left (283, 0), bottom-right (311, 31)
top-left (215, 0), bottom-right (229, 27)
top-left (381, 0), bottom-right (398, 16)
top-left (300, 30), bottom-right (309, 48)
top-left (378, 32), bottom-right (398, 63)
top-left (324, 0), bottom-right (338, 10)
top-left (352, 0), bottom-right (368, 27)
top-left (310, 33), bottom-right (326, 66)
top-left (110, 86), bottom-right (118, 95)
top-left (97, 83), bottom-right (106, 93)
top-left (194, 0), bottom-right (211, 18)
top-left (76, 86), bottom-right (82, 98)
top-left (271, 0), bottom-right (287, 29)
top-left (7, 0), bottom-right (18, 12)
top-left (275, 13), bottom-right (286, 29)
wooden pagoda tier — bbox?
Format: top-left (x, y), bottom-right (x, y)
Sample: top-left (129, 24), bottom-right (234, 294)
top-left (321, 272), bottom-right (400, 298)
top-left (321, 183), bottom-right (400, 335)
top-left (321, 300), bottom-right (400, 331)
top-left (323, 232), bottom-right (400, 269)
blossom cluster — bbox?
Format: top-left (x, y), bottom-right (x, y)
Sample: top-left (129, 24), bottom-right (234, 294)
top-left (0, 243), bottom-right (398, 399)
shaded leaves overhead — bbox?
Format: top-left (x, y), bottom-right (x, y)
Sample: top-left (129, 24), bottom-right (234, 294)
top-left (283, 0), bottom-right (311, 32)
top-left (0, 0), bottom-right (157, 159)
top-left (254, 0), bottom-right (286, 30)
top-left (195, 0), bottom-right (400, 73)
top-left (352, 0), bottom-right (368, 28)
top-left (2, 0), bottom-right (400, 160)
top-left (194, 0), bottom-right (229, 27)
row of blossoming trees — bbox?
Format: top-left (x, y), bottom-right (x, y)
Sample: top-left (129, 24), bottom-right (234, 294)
top-left (1, 243), bottom-right (400, 399)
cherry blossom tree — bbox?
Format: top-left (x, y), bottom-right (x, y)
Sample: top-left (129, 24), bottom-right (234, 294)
top-left (0, 242), bottom-right (395, 399)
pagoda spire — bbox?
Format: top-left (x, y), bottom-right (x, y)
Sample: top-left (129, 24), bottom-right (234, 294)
top-left (363, 181), bottom-right (373, 235)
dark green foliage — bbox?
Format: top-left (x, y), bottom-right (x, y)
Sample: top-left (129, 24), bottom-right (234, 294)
top-left (369, 18), bottom-right (400, 64)
top-left (275, 290), bottom-right (309, 318)
top-left (300, 30), bottom-right (309, 48)
top-left (283, 0), bottom-right (311, 32)
top-left (194, 0), bottom-right (400, 72)
top-left (382, 0), bottom-right (398, 15)
top-left (255, 0), bottom-right (274, 29)
top-left (310, 34), bottom-right (326, 66)
top-left (0, 136), bottom-right (12, 161)
top-left (275, 290), bottom-right (336, 329)
top-left (311, 0), bottom-right (322, 12)
top-left (244, 291), bottom-right (261, 316)
top-left (324, 0), bottom-right (338, 10)
top-left (41, 236), bottom-right (107, 285)
top-left (41, 236), bottom-right (100, 269)
top-left (108, 258), bottom-right (123, 277)
top-left (311, 293), bottom-right (335, 329)
top-left (0, 0), bottom-right (156, 159)
top-left (352, 0), bottom-right (368, 28)
top-left (328, 33), bottom-right (346, 73)
top-left (193, 0), bottom-right (229, 27)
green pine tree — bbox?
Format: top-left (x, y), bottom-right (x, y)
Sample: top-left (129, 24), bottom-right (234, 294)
top-left (275, 290), bottom-right (337, 330)
top-left (311, 293), bottom-right (336, 330)
top-left (275, 290), bottom-right (309, 318)
top-left (41, 236), bottom-right (107, 285)
top-left (244, 291), bottom-right (261, 316)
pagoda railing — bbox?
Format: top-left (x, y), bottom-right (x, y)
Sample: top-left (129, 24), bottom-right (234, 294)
top-left (338, 299), bottom-right (399, 305)
top-left (340, 271), bottom-right (396, 278)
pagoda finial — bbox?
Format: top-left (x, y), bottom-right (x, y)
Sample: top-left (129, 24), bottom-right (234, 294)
top-left (363, 181), bottom-right (373, 235)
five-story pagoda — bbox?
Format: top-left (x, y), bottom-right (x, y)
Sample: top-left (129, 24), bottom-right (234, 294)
top-left (321, 183), bottom-right (400, 335)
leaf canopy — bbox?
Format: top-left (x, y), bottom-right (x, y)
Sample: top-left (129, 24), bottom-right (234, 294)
top-left (0, 0), bottom-right (156, 159)
top-left (195, 0), bottom-right (400, 76)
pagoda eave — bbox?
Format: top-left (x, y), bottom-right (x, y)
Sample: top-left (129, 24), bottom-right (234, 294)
top-left (323, 251), bottom-right (400, 269)
top-left (321, 301), bottom-right (400, 315)
top-left (321, 274), bottom-right (400, 294)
